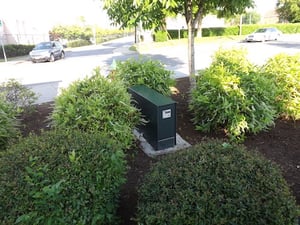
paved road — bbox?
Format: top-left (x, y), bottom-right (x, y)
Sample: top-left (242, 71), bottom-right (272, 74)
top-left (0, 36), bottom-right (137, 86)
top-left (0, 34), bottom-right (299, 103)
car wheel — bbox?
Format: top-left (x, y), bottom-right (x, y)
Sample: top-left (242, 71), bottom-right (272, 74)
top-left (60, 51), bottom-right (65, 59)
top-left (32, 60), bottom-right (36, 63)
top-left (49, 54), bottom-right (55, 62)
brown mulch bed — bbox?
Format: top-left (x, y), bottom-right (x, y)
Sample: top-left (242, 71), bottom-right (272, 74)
top-left (21, 77), bottom-right (300, 225)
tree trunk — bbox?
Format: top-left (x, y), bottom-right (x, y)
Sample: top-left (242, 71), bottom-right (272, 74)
top-left (196, 16), bottom-right (203, 38)
top-left (187, 20), bottom-right (196, 89)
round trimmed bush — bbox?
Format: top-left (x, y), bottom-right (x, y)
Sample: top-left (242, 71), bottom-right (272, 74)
top-left (137, 139), bottom-right (298, 225)
top-left (0, 129), bottom-right (127, 225)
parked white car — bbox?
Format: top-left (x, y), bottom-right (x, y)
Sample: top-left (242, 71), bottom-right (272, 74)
top-left (245, 28), bottom-right (283, 42)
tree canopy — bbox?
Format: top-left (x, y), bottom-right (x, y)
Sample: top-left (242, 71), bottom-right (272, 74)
top-left (102, 0), bottom-right (254, 81)
top-left (103, 0), bottom-right (172, 30)
top-left (276, 0), bottom-right (300, 23)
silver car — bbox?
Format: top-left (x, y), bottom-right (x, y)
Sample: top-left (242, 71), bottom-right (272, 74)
top-left (245, 28), bottom-right (282, 42)
top-left (29, 41), bottom-right (65, 63)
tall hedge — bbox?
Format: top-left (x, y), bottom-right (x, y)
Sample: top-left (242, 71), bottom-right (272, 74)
top-left (0, 129), bottom-right (127, 225)
top-left (137, 140), bottom-right (298, 225)
top-left (0, 44), bottom-right (34, 59)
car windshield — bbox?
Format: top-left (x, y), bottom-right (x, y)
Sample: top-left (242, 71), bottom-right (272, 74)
top-left (34, 42), bottom-right (52, 50)
top-left (255, 28), bottom-right (267, 33)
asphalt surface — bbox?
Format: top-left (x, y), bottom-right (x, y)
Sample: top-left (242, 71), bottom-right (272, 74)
top-left (0, 34), bottom-right (299, 104)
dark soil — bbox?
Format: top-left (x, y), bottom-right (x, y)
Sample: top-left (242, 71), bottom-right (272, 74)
top-left (21, 77), bottom-right (300, 225)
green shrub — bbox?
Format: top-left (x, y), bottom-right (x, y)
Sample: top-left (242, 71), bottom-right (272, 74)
top-left (112, 57), bottom-right (175, 96)
top-left (189, 48), bottom-right (277, 140)
top-left (0, 44), bottom-right (34, 58)
top-left (154, 30), bottom-right (169, 42)
top-left (0, 78), bottom-right (38, 114)
top-left (167, 23), bottom-right (300, 40)
top-left (0, 99), bottom-right (20, 150)
top-left (51, 67), bottom-right (140, 149)
top-left (137, 139), bottom-right (298, 225)
top-left (0, 79), bottom-right (37, 150)
top-left (167, 29), bottom-right (190, 39)
top-left (0, 129), bottom-right (127, 225)
top-left (67, 39), bottom-right (91, 48)
top-left (50, 25), bottom-right (92, 41)
top-left (262, 53), bottom-right (300, 120)
top-left (50, 24), bottom-right (131, 44)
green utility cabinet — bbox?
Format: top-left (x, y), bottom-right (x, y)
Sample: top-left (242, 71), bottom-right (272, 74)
top-left (129, 85), bottom-right (176, 150)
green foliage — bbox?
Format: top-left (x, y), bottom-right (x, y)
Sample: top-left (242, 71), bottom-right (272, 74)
top-left (112, 57), bottom-right (175, 96)
top-left (202, 26), bottom-right (239, 37)
top-left (276, 0), bottom-right (300, 23)
top-left (51, 67), bottom-right (140, 149)
top-left (0, 44), bottom-right (34, 58)
top-left (0, 78), bottom-right (38, 114)
top-left (0, 129), bottom-right (127, 225)
top-left (154, 30), bottom-right (169, 42)
top-left (67, 39), bottom-right (91, 48)
top-left (137, 139), bottom-right (298, 225)
top-left (50, 25), bottom-right (92, 41)
top-left (167, 23), bottom-right (300, 40)
top-left (0, 79), bottom-right (37, 150)
top-left (50, 25), bottom-right (131, 46)
top-left (262, 53), bottom-right (300, 120)
top-left (104, 0), bottom-right (253, 31)
top-left (189, 48), bottom-right (277, 140)
top-left (241, 23), bottom-right (300, 35)
top-left (167, 29), bottom-right (189, 39)
top-left (242, 11), bottom-right (261, 24)
top-left (104, 0), bottom-right (169, 30)
top-left (227, 12), bottom-right (261, 26)
top-left (0, 99), bottom-right (19, 150)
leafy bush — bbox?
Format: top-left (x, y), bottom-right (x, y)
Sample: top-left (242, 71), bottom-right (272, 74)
top-left (0, 78), bottom-right (38, 114)
top-left (51, 67), bottom-right (140, 149)
top-left (67, 39), bottom-right (92, 48)
top-left (167, 23), bottom-right (300, 40)
top-left (0, 44), bottom-right (34, 58)
top-left (49, 25), bottom-right (132, 47)
top-left (0, 129), bottom-right (127, 225)
top-left (0, 79), bottom-right (37, 150)
top-left (50, 25), bottom-right (92, 41)
top-left (112, 57), bottom-right (175, 96)
top-left (0, 99), bottom-right (20, 150)
top-left (189, 48), bottom-right (277, 140)
top-left (202, 26), bottom-right (239, 37)
top-left (137, 139), bottom-right (298, 225)
top-left (154, 30), bottom-right (169, 42)
top-left (167, 29), bottom-right (190, 39)
top-left (262, 53), bottom-right (300, 120)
